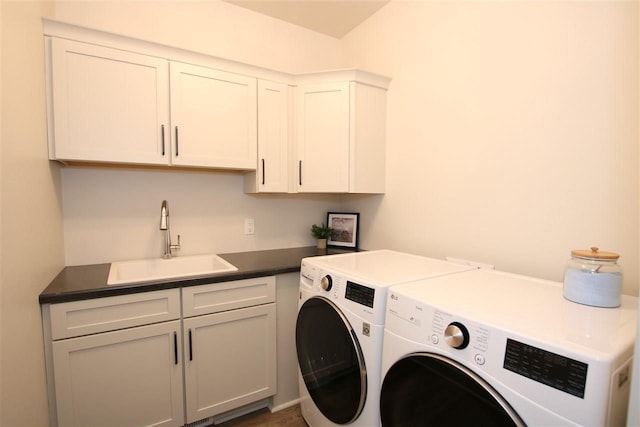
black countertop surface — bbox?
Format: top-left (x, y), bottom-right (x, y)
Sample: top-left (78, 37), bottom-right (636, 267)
top-left (39, 246), bottom-right (356, 304)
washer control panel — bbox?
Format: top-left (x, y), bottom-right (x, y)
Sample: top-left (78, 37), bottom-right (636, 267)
top-left (300, 259), bottom-right (384, 324)
top-left (320, 275), bottom-right (333, 291)
top-left (430, 310), bottom-right (490, 366)
top-left (444, 322), bottom-right (470, 349)
top-left (386, 294), bottom-right (493, 370)
top-left (386, 290), bottom-right (593, 400)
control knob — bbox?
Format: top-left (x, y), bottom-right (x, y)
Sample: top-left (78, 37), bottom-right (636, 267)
top-left (444, 322), bottom-right (470, 349)
top-left (320, 275), bottom-right (333, 291)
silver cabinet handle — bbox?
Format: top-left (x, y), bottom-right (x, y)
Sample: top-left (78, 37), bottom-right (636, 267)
top-left (261, 159), bottom-right (265, 185)
top-left (299, 160), bottom-right (302, 186)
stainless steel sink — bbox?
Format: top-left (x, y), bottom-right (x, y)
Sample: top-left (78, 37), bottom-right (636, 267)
top-left (107, 254), bottom-right (238, 285)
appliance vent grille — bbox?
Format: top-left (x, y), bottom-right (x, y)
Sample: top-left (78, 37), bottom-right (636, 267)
top-left (184, 417), bottom-right (214, 427)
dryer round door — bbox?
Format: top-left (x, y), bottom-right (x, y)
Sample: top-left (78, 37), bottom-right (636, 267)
top-left (296, 296), bottom-right (367, 425)
top-left (380, 352), bottom-right (525, 426)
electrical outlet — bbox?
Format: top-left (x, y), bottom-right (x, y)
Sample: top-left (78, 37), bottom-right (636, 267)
top-left (244, 218), bottom-right (255, 235)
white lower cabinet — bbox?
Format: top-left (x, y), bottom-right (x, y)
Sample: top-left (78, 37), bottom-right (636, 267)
top-left (183, 304), bottom-right (277, 423)
top-left (43, 277), bottom-right (277, 427)
top-left (52, 321), bottom-right (184, 427)
top-left (181, 276), bottom-right (277, 424)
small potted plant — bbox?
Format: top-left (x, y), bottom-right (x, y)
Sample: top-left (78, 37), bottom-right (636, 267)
top-left (311, 223), bottom-right (333, 249)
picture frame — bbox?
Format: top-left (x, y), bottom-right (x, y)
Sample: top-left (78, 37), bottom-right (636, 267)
top-left (327, 212), bottom-right (360, 249)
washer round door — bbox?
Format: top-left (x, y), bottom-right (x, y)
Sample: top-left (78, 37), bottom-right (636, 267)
top-left (380, 353), bottom-right (525, 426)
top-left (296, 296), bottom-right (367, 425)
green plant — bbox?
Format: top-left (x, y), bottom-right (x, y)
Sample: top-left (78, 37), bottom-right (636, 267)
top-left (311, 223), bottom-right (333, 239)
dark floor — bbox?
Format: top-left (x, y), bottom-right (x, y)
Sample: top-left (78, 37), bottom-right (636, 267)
top-left (216, 404), bottom-right (307, 427)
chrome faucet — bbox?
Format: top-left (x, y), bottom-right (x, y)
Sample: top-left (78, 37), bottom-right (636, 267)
top-left (160, 200), bottom-right (180, 259)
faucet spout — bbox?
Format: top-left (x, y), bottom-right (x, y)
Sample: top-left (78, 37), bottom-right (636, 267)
top-left (160, 200), bottom-right (171, 258)
top-left (160, 200), bottom-right (169, 230)
top-left (160, 200), bottom-right (180, 258)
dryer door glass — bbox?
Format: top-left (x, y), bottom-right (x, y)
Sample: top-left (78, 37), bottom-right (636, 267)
top-left (296, 297), bottom-right (366, 424)
top-left (380, 353), bottom-right (525, 427)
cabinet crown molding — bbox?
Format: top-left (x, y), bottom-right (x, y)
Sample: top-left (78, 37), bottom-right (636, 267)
top-left (42, 18), bottom-right (391, 88)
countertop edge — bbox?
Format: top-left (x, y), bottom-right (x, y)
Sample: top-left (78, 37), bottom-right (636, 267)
top-left (39, 247), bottom-right (357, 304)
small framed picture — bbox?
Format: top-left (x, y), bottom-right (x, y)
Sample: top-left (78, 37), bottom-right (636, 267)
top-left (327, 212), bottom-right (360, 249)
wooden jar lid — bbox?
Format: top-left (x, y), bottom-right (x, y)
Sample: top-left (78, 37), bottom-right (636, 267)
top-left (571, 247), bottom-right (619, 260)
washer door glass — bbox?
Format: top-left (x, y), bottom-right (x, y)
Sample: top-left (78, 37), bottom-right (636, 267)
top-left (296, 296), bottom-right (366, 425)
top-left (380, 353), bottom-right (525, 426)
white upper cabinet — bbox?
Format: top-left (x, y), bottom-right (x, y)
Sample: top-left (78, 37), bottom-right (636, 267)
top-left (48, 38), bottom-right (170, 165)
top-left (296, 82), bottom-right (350, 193)
top-left (43, 20), bottom-right (390, 192)
top-left (170, 63), bottom-right (257, 169)
top-left (295, 78), bottom-right (388, 194)
top-left (348, 81), bottom-right (388, 193)
top-left (245, 80), bottom-right (290, 193)
top-left (46, 39), bottom-right (257, 170)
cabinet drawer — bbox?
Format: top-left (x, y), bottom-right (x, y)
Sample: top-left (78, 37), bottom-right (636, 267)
top-left (49, 289), bottom-right (180, 340)
top-left (182, 276), bottom-right (276, 318)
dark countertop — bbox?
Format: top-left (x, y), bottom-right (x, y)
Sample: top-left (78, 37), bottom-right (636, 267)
top-left (39, 246), bottom-right (355, 304)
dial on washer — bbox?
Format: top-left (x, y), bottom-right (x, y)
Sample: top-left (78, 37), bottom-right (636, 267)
top-left (320, 275), bottom-right (333, 291)
top-left (444, 321), bottom-right (470, 349)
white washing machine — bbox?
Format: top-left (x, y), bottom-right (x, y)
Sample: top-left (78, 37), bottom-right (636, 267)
top-left (296, 250), bottom-right (476, 426)
top-left (381, 268), bottom-right (639, 427)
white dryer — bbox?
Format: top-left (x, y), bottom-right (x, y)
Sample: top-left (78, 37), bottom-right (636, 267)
top-left (296, 250), bottom-right (476, 427)
top-left (381, 268), bottom-right (639, 426)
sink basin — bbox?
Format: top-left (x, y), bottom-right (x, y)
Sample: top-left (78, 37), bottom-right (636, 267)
top-left (107, 254), bottom-right (238, 285)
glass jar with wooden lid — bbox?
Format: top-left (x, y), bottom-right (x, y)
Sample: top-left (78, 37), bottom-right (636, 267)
top-left (563, 247), bottom-right (622, 308)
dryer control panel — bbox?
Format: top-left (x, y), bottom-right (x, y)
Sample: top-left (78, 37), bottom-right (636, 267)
top-left (345, 281), bottom-right (375, 308)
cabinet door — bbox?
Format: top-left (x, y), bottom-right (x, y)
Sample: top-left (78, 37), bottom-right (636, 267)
top-left (52, 321), bottom-right (184, 427)
top-left (48, 38), bottom-right (169, 165)
top-left (183, 303), bottom-right (277, 423)
top-left (296, 82), bottom-right (350, 193)
top-left (245, 80), bottom-right (289, 193)
top-left (170, 62), bottom-right (257, 169)
top-left (349, 82), bottom-right (387, 194)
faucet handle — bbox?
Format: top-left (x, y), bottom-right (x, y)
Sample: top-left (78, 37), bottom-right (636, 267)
top-left (170, 235), bottom-right (181, 253)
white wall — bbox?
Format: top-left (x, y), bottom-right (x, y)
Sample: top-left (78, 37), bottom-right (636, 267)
top-left (629, 6), bottom-right (640, 424)
top-left (62, 168), bottom-right (339, 264)
top-left (1, 3), bottom-right (4, 423)
top-left (341, 1), bottom-right (639, 296)
top-left (1, 1), bottom-right (64, 426)
top-left (54, 1), bottom-right (343, 265)
top-left (0, 4), bottom-right (4, 423)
